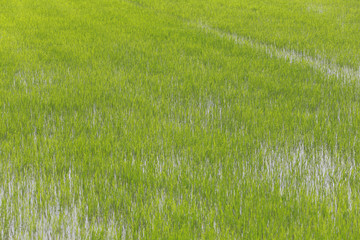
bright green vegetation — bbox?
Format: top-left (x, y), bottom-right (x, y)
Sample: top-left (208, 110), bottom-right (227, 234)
top-left (1, 0), bottom-right (360, 239)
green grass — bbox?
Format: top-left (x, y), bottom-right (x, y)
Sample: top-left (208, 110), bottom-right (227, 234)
top-left (1, 0), bottom-right (360, 239)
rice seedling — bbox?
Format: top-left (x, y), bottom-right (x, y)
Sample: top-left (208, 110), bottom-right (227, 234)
top-left (1, 0), bottom-right (360, 239)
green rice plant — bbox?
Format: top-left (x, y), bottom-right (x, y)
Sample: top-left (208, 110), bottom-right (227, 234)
top-left (0, 0), bottom-right (360, 239)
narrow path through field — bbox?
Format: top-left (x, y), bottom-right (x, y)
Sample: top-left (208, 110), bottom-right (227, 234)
top-left (192, 21), bottom-right (360, 82)
top-left (122, 0), bottom-right (360, 82)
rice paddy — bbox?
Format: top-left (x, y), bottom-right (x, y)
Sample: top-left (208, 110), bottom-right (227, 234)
top-left (1, 0), bottom-right (360, 239)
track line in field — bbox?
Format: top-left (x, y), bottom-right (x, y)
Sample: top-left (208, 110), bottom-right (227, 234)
top-left (119, 1), bottom-right (360, 82)
top-left (193, 21), bottom-right (360, 82)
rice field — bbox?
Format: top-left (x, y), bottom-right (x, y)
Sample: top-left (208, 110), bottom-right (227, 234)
top-left (1, 0), bottom-right (360, 239)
